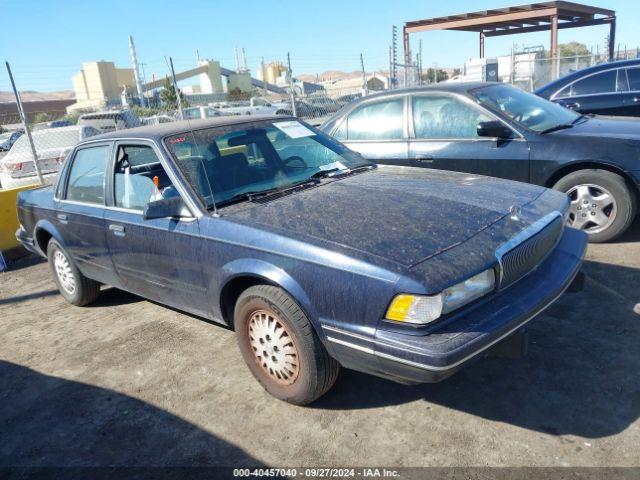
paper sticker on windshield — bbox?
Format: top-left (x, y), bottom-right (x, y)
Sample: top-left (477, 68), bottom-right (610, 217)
top-left (273, 121), bottom-right (316, 139)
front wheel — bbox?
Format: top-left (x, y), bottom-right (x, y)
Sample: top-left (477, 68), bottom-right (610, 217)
top-left (553, 169), bottom-right (636, 243)
top-left (234, 285), bottom-right (340, 405)
top-left (47, 239), bottom-right (100, 306)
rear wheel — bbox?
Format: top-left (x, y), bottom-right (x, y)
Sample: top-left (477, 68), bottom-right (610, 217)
top-left (234, 285), bottom-right (340, 405)
top-left (553, 169), bottom-right (636, 243)
top-left (47, 239), bottom-right (100, 306)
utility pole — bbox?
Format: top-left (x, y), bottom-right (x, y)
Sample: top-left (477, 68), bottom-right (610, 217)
top-left (287, 52), bottom-right (297, 117)
top-left (388, 46), bottom-right (393, 90)
top-left (260, 56), bottom-right (267, 96)
top-left (234, 46), bottom-right (240, 73)
top-left (242, 47), bottom-right (248, 72)
top-left (360, 53), bottom-right (368, 96)
top-left (418, 39), bottom-right (423, 84)
top-left (128, 35), bottom-right (146, 107)
top-left (391, 25), bottom-right (398, 89)
top-left (5, 61), bottom-right (43, 185)
top-left (169, 57), bottom-right (183, 120)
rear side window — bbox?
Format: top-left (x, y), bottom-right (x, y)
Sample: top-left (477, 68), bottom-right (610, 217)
top-left (345, 98), bottom-right (404, 140)
top-left (65, 146), bottom-right (109, 204)
top-left (568, 70), bottom-right (617, 96)
top-left (626, 68), bottom-right (640, 91)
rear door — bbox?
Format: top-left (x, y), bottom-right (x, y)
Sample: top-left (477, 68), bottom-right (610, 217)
top-left (408, 93), bottom-right (530, 182)
top-left (102, 141), bottom-right (210, 317)
top-left (553, 68), bottom-right (627, 116)
top-left (56, 141), bottom-right (118, 285)
top-left (620, 66), bottom-right (640, 116)
top-left (333, 95), bottom-right (409, 165)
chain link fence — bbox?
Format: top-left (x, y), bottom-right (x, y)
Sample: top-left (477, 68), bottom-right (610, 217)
top-left (1, 48), bottom-right (638, 189)
top-left (0, 54), bottom-right (392, 189)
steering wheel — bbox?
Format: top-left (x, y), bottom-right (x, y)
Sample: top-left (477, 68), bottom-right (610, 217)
top-left (283, 155), bottom-right (308, 170)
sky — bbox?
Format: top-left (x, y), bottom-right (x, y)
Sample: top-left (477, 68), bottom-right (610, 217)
top-left (1, 0), bottom-right (638, 92)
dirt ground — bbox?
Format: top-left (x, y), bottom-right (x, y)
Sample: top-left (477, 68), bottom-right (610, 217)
top-left (1, 222), bottom-right (639, 469)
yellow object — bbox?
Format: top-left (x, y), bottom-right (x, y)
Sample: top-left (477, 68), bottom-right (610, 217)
top-left (0, 184), bottom-right (39, 252)
top-left (385, 294), bottom-right (416, 321)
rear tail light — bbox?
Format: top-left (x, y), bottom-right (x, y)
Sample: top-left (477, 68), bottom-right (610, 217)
top-left (5, 162), bottom-right (23, 172)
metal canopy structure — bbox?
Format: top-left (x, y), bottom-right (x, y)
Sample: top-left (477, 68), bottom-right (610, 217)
top-left (403, 1), bottom-right (616, 79)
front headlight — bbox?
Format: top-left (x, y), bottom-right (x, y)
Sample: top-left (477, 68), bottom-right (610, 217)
top-left (386, 268), bottom-right (496, 325)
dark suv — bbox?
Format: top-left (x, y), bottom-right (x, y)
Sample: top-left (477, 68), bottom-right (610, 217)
top-left (535, 59), bottom-right (640, 117)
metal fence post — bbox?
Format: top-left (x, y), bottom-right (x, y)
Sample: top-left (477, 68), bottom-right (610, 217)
top-left (360, 53), bottom-right (368, 97)
top-left (5, 61), bottom-right (44, 186)
top-left (169, 57), bottom-right (183, 120)
top-left (287, 52), bottom-right (297, 117)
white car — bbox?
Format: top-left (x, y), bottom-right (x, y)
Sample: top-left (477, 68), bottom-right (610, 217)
top-left (0, 125), bottom-right (99, 190)
top-left (181, 106), bottom-right (221, 120)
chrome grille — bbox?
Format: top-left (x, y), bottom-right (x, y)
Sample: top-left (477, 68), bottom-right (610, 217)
top-left (497, 214), bottom-right (564, 289)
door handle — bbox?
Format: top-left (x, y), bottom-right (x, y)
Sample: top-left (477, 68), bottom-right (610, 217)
top-left (414, 155), bottom-right (434, 165)
top-left (564, 102), bottom-right (581, 110)
top-left (633, 97), bottom-right (640, 103)
top-left (57, 213), bottom-right (68, 224)
top-left (109, 224), bottom-right (126, 237)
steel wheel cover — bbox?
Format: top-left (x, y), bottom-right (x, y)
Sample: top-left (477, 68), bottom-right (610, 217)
top-left (53, 250), bottom-right (76, 294)
top-left (566, 183), bottom-right (617, 234)
top-left (248, 309), bottom-right (300, 385)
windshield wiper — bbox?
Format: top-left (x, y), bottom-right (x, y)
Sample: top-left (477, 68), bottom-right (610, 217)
top-left (310, 163), bottom-right (374, 179)
top-left (539, 122), bottom-right (574, 134)
top-left (217, 179), bottom-right (318, 206)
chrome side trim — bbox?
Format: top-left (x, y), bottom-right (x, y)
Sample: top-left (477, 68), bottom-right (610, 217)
top-left (326, 337), bottom-right (375, 355)
top-left (326, 283), bottom-right (568, 373)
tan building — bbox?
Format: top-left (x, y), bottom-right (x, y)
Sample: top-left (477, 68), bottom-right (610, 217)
top-left (257, 61), bottom-right (288, 86)
top-left (69, 61), bottom-right (136, 113)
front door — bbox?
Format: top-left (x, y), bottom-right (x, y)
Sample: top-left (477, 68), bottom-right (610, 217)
top-left (56, 142), bottom-right (118, 286)
top-left (408, 94), bottom-right (530, 182)
top-left (335, 96), bottom-right (409, 165)
top-left (103, 142), bottom-right (210, 317)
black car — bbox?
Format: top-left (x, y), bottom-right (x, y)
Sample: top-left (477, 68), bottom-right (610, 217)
top-left (535, 59), bottom-right (640, 117)
top-left (321, 83), bottom-right (640, 242)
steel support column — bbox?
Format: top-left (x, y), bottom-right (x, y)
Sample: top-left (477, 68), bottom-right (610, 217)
top-left (608, 18), bottom-right (616, 61)
top-left (403, 26), bottom-right (411, 66)
top-left (550, 14), bottom-right (559, 80)
top-left (480, 32), bottom-right (485, 58)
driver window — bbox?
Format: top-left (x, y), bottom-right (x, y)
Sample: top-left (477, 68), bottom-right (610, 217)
top-left (114, 145), bottom-right (178, 211)
top-left (412, 96), bottom-right (491, 139)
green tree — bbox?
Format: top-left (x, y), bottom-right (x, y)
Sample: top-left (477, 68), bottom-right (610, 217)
top-left (34, 112), bottom-right (50, 124)
top-left (422, 68), bottom-right (449, 83)
top-left (553, 42), bottom-right (590, 58)
top-left (227, 87), bottom-right (248, 102)
top-left (159, 77), bottom-right (187, 108)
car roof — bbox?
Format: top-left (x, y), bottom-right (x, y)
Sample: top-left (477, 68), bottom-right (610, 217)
top-left (344, 82), bottom-right (496, 103)
top-left (535, 58), bottom-right (640, 96)
top-left (78, 114), bottom-right (290, 145)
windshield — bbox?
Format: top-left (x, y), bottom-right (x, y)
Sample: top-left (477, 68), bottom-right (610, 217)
top-left (164, 119), bottom-right (371, 209)
top-left (471, 84), bottom-right (580, 133)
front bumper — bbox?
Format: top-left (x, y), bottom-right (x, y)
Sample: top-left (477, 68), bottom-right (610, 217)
top-left (324, 226), bottom-right (587, 384)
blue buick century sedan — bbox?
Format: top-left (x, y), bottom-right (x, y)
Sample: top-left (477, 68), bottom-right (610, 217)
top-left (16, 115), bottom-right (587, 404)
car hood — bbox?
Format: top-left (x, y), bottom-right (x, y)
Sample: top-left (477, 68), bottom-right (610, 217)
top-left (227, 166), bottom-right (546, 267)
top-left (551, 115), bottom-right (640, 141)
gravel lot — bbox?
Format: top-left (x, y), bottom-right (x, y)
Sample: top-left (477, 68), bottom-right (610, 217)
top-left (1, 222), bottom-right (639, 468)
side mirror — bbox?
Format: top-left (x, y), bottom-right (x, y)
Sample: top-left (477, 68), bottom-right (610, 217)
top-left (477, 120), bottom-right (512, 139)
top-left (143, 196), bottom-right (192, 220)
